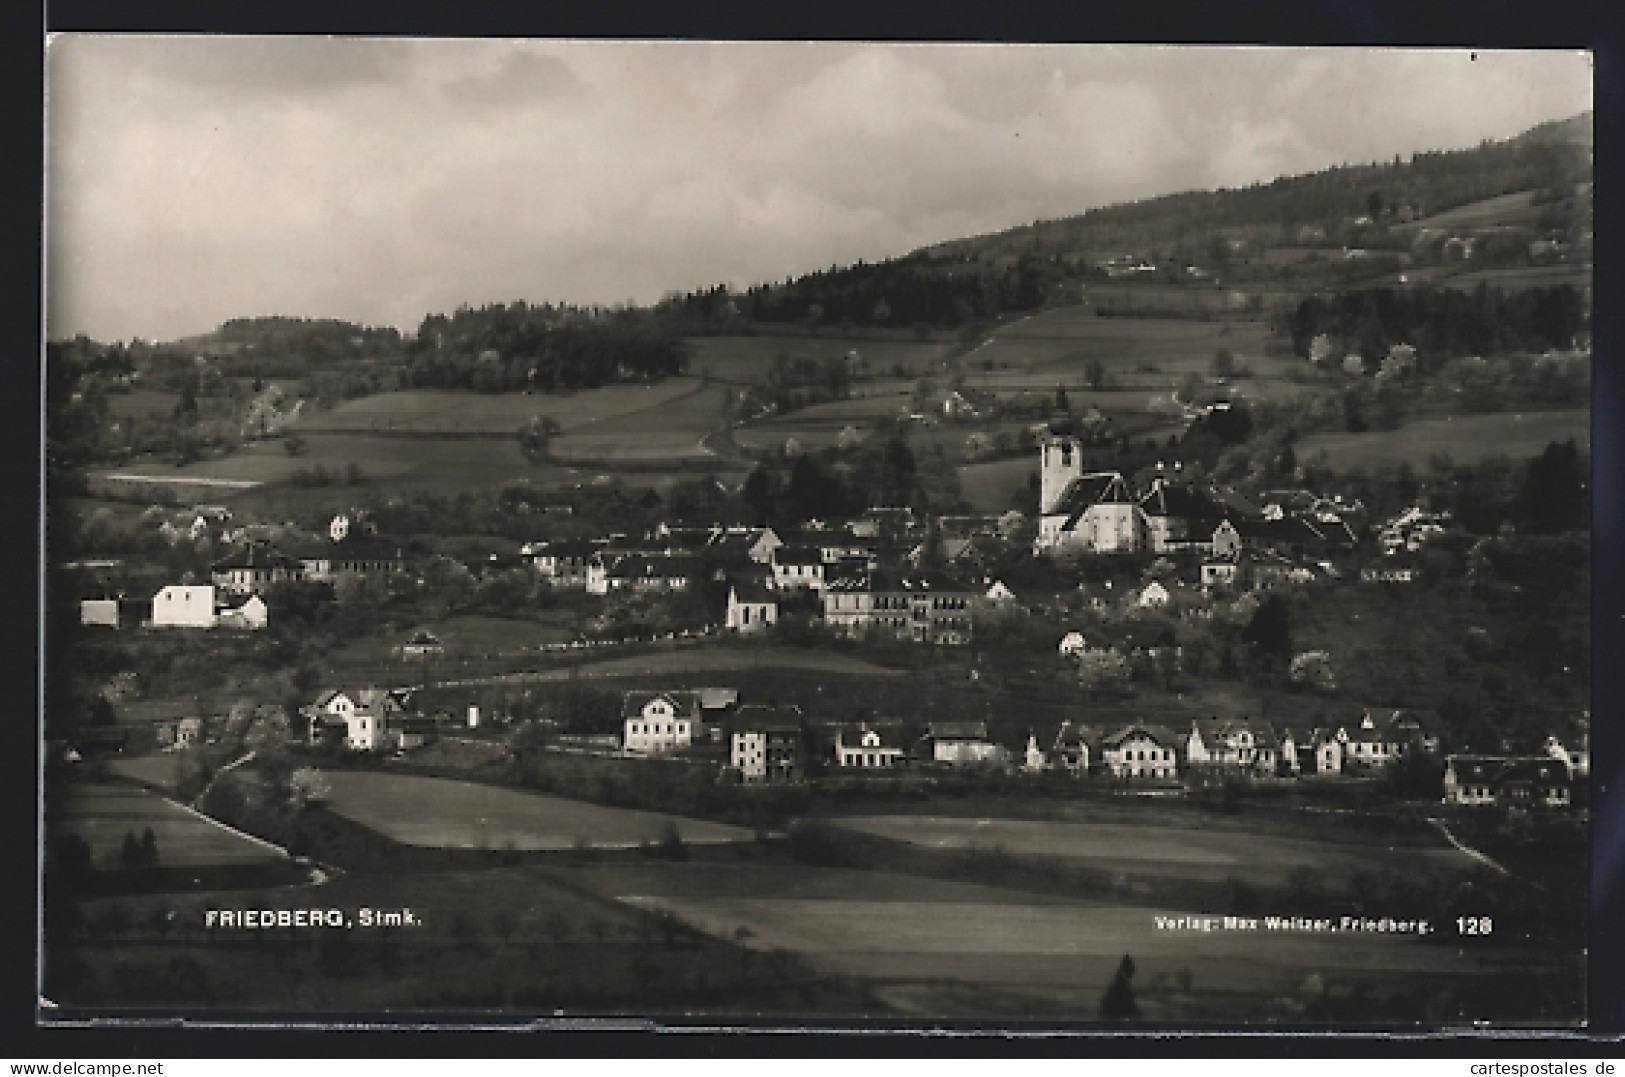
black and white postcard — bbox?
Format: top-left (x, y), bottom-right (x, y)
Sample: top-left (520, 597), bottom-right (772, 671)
top-left (41, 40), bottom-right (1594, 1030)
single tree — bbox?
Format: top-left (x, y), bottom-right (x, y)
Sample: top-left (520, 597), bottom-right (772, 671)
top-left (1099, 954), bottom-right (1142, 1019)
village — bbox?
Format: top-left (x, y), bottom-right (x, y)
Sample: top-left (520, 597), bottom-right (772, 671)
top-left (69, 422), bottom-right (1588, 815)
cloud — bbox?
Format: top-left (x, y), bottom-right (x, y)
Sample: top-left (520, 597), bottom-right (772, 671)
top-left (45, 39), bottom-right (1593, 342)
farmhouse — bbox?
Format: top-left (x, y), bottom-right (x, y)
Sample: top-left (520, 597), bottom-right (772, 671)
top-left (151, 585), bottom-right (217, 628)
top-left (770, 546), bottom-right (827, 592)
top-left (1185, 717), bottom-right (1278, 775)
top-left (927, 720), bottom-right (1004, 766)
top-left (821, 569), bottom-right (976, 645)
top-left (1052, 720), bottom-right (1101, 775)
top-left (621, 690), bottom-right (703, 754)
top-left (729, 705), bottom-right (804, 783)
top-left (398, 629), bottom-right (445, 658)
top-left (211, 541), bottom-right (304, 594)
top-left (1100, 724), bottom-right (1181, 780)
top-left (1444, 756), bottom-right (1572, 808)
top-left (297, 533), bottom-right (407, 583)
top-left (725, 577), bottom-right (779, 634)
top-left (215, 593), bottom-right (269, 630)
top-left (523, 539), bottom-right (596, 587)
top-left (1135, 580), bottom-right (1172, 609)
top-left (832, 725), bottom-right (907, 769)
top-left (1034, 435), bottom-right (1146, 555)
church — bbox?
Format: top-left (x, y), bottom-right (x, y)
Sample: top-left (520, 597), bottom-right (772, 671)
top-left (1033, 430), bottom-right (1147, 555)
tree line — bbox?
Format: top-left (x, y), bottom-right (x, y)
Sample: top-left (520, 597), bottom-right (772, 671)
top-left (1278, 284), bottom-right (1586, 363)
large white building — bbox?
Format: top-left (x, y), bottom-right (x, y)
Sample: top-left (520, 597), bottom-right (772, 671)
top-left (151, 585), bottom-right (217, 628)
top-left (621, 691), bottom-right (703, 754)
top-left (1034, 434), bottom-right (1146, 555)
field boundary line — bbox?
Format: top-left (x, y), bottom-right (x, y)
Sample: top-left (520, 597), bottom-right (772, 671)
top-left (1426, 816), bottom-right (1549, 894)
top-left (161, 791), bottom-right (291, 860)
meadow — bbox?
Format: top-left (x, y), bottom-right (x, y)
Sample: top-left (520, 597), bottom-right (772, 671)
top-left (824, 815), bottom-right (1471, 887)
top-left (318, 770), bottom-right (755, 850)
top-left (52, 781), bottom-right (286, 869)
top-left (685, 333), bottom-right (955, 384)
top-left (300, 379), bottom-right (707, 435)
top-left (1296, 409), bottom-right (1588, 472)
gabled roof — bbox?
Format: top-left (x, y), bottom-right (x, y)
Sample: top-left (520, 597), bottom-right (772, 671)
top-left (530, 539), bottom-right (598, 559)
top-left (772, 545), bottom-right (824, 567)
top-left (834, 724), bottom-right (905, 749)
top-left (1051, 472), bottom-right (1132, 526)
top-left (604, 554), bottom-right (698, 580)
top-left (1446, 755), bottom-right (1505, 783)
top-left (929, 720), bottom-right (989, 741)
top-left (1190, 716), bottom-right (1277, 746)
top-left (621, 690), bottom-right (703, 720)
top-left (1053, 720), bottom-right (1102, 751)
top-left (1139, 480), bottom-right (1227, 521)
top-left (1102, 723), bottom-right (1182, 750)
top-left (212, 543), bottom-right (302, 572)
top-left (691, 687), bottom-right (739, 711)
top-left (1497, 758), bottom-right (1570, 785)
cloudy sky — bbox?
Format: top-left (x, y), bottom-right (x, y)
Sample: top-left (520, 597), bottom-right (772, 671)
top-left (46, 39), bottom-right (1591, 343)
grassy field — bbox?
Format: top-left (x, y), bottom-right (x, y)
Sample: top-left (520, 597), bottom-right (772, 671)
top-left (1296, 409), bottom-right (1589, 472)
top-left (573, 857), bottom-right (1564, 1021)
top-left (300, 380), bottom-right (707, 435)
top-left (957, 455), bottom-right (1036, 513)
top-left (686, 334), bottom-right (955, 384)
top-left (319, 770), bottom-right (755, 850)
top-left (1411, 190), bottom-right (1545, 231)
top-left (825, 815), bottom-right (1470, 887)
top-left (51, 781), bottom-right (285, 868)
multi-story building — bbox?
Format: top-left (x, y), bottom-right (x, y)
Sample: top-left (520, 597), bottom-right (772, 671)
top-left (730, 704), bottom-right (804, 783)
top-left (621, 691), bottom-right (704, 754)
top-left (211, 541), bottom-right (304, 594)
top-left (821, 569), bottom-right (975, 645)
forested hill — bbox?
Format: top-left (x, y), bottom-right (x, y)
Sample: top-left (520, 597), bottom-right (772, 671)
top-left (921, 110), bottom-right (1592, 263)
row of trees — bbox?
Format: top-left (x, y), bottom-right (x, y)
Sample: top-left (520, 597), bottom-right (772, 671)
top-left (1279, 284), bottom-right (1586, 364)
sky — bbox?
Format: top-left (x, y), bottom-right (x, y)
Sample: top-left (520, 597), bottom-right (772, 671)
top-left (45, 39), bottom-right (1592, 344)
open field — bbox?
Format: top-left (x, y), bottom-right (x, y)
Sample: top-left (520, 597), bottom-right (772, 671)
top-left (103, 753), bottom-right (191, 792)
top-left (319, 770), bottom-right (754, 850)
top-left (826, 815), bottom-right (1471, 887)
top-left (51, 781), bottom-right (286, 868)
top-left (300, 380), bottom-right (707, 435)
top-left (582, 858), bottom-right (1566, 1021)
top-left (957, 455), bottom-right (1036, 513)
top-left (332, 615), bottom-right (579, 667)
top-left (686, 334), bottom-right (955, 384)
top-left (473, 643), bottom-right (909, 683)
top-left (1411, 189), bottom-right (1545, 231)
top-left (1297, 409), bottom-right (1588, 472)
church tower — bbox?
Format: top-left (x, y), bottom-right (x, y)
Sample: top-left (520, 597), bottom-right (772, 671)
top-left (1040, 434), bottom-right (1085, 514)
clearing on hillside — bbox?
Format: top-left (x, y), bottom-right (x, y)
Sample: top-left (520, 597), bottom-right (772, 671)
top-left (1296, 409), bottom-right (1588, 472)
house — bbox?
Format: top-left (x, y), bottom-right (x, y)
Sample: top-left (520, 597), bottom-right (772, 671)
top-left (399, 629), bottom-right (445, 658)
top-left (726, 578), bottom-right (779, 634)
top-left (211, 541), bottom-right (304, 594)
top-left (1185, 717), bottom-right (1278, 775)
top-left (588, 553), bottom-right (696, 595)
top-left (1443, 756), bottom-right (1571, 808)
top-left (1052, 720), bottom-right (1100, 775)
top-left (983, 580), bottom-right (1019, 606)
top-left (621, 690), bottom-right (703, 754)
top-left (1209, 519), bottom-right (1243, 559)
top-left (1315, 735), bottom-right (1345, 776)
top-left (1545, 733), bottom-right (1589, 778)
top-left (1135, 581), bottom-right (1171, 609)
top-left (151, 585), bottom-right (217, 628)
top-left (1035, 436), bottom-right (1146, 554)
top-left (730, 705), bottom-right (804, 783)
top-left (833, 725), bottom-right (907, 769)
top-left (80, 598), bottom-right (121, 628)
top-left (927, 720), bottom-right (1004, 765)
top-left (821, 569), bottom-right (976, 646)
top-left (1201, 554), bottom-right (1242, 591)
top-left (1099, 724), bottom-right (1181, 780)
top-left (523, 540), bottom-right (596, 588)
top-left (1339, 716), bottom-right (1400, 772)
top-left (1058, 631), bottom-right (1089, 657)
top-left (298, 533), bottom-right (407, 583)
top-left (771, 546), bottom-right (827, 592)
top-left (301, 688), bottom-right (401, 752)
top-left (1138, 477), bottom-right (1229, 553)
top-left (216, 593), bottom-right (269, 630)
top-left (1022, 734), bottom-right (1047, 772)
top-left (174, 717), bottom-right (204, 749)
top-left (1494, 758), bottom-right (1572, 809)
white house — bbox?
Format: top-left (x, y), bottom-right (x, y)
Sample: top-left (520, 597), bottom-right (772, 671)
top-left (928, 720), bottom-right (1004, 765)
top-left (216, 593), bottom-right (269, 630)
top-left (726, 581), bottom-right (778, 634)
top-left (151, 585), bottom-right (217, 628)
top-left (834, 726), bottom-right (906, 769)
top-left (770, 546), bottom-right (826, 592)
top-left (1058, 631), bottom-right (1089, 657)
top-left (984, 580), bottom-right (1018, 605)
top-left (621, 691), bottom-right (702, 754)
top-left (1100, 724), bottom-right (1180, 780)
top-left (1022, 734), bottom-right (1047, 772)
top-left (1135, 580), bottom-right (1172, 609)
top-left (80, 598), bottom-right (120, 628)
top-left (1186, 717), bottom-right (1277, 775)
